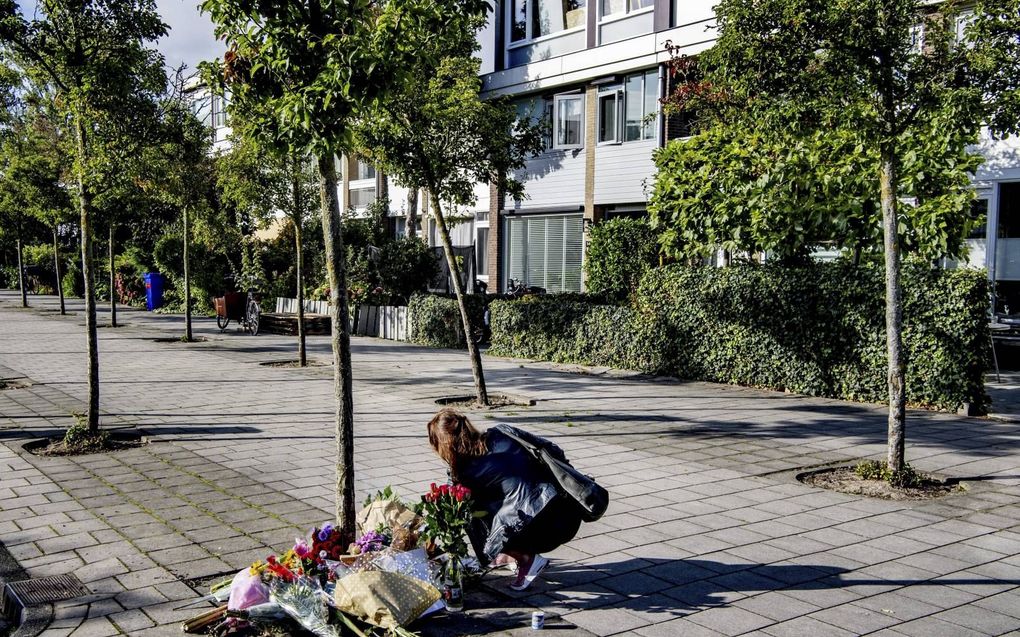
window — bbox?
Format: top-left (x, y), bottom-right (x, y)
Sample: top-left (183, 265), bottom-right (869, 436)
top-left (354, 160), bottom-right (376, 181)
top-left (599, 69), bottom-right (658, 144)
top-left (476, 227), bottom-right (489, 275)
top-left (601, 0), bottom-right (651, 18)
top-left (955, 11), bottom-right (975, 47)
top-left (212, 95), bottom-right (228, 128)
top-left (506, 214), bottom-right (583, 293)
top-left (554, 94), bottom-right (584, 148)
top-left (598, 87), bottom-right (621, 143)
top-left (350, 187), bottom-right (376, 209)
top-left (510, 0), bottom-right (587, 43)
top-left (968, 198), bottom-right (988, 239)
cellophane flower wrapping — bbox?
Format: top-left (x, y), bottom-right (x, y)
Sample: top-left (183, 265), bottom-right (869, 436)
top-left (227, 568), bottom-right (270, 611)
top-left (270, 577), bottom-right (342, 637)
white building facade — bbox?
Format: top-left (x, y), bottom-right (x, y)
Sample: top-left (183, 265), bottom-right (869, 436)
top-left (189, 3), bottom-right (1020, 304)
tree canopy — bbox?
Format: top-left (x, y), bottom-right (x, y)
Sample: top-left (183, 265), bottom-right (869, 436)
top-left (649, 0), bottom-right (1010, 263)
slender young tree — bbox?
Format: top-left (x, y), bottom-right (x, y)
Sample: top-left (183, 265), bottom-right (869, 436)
top-left (15, 100), bottom-right (74, 313)
top-left (0, 0), bottom-right (167, 434)
top-left (216, 134), bottom-right (316, 363)
top-left (359, 54), bottom-right (543, 406)
top-left (653, 0), bottom-right (1020, 471)
top-left (139, 79), bottom-right (214, 342)
top-left (202, 0), bottom-right (434, 540)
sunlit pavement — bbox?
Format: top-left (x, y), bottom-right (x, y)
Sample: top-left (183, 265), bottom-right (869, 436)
top-left (1, 290), bottom-right (1019, 636)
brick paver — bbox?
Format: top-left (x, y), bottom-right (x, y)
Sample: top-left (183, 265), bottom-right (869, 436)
top-left (1, 290), bottom-right (1019, 636)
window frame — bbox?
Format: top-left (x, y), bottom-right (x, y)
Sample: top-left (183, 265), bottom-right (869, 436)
top-left (597, 70), bottom-right (659, 146)
top-left (553, 93), bottom-right (585, 150)
top-left (623, 69), bottom-right (658, 142)
top-left (507, 0), bottom-right (587, 48)
top-left (599, 0), bottom-right (653, 23)
top-left (597, 85), bottom-right (623, 145)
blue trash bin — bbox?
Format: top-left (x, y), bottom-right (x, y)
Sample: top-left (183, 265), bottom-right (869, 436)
top-left (143, 272), bottom-right (165, 311)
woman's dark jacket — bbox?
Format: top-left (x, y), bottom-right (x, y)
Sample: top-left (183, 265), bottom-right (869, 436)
top-left (457, 424), bottom-right (568, 561)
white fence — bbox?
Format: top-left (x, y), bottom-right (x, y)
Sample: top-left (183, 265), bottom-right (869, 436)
top-left (274, 298), bottom-right (332, 315)
top-left (272, 298), bottom-right (410, 341)
top-left (354, 305), bottom-right (410, 341)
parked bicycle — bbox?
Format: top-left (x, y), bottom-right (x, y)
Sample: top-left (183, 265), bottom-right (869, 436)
top-left (214, 288), bottom-right (261, 335)
top-left (506, 277), bottom-right (546, 299)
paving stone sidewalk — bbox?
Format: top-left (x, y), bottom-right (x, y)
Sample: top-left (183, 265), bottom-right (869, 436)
top-left (1, 291), bottom-right (1019, 636)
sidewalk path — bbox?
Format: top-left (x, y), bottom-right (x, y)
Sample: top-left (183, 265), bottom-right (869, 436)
top-left (1, 291), bottom-right (1019, 636)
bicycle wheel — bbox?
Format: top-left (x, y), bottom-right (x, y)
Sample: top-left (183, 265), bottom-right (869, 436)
top-left (247, 300), bottom-right (261, 336)
top-left (216, 315), bottom-right (229, 331)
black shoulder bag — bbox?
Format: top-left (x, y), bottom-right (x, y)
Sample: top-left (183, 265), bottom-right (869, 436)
top-left (498, 427), bottom-right (609, 523)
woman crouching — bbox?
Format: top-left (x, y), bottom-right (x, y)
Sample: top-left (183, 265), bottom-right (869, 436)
top-left (427, 408), bottom-right (583, 591)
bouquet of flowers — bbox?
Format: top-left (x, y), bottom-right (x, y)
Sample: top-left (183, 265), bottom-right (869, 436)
top-left (417, 483), bottom-right (475, 611)
top-left (418, 483), bottom-right (474, 559)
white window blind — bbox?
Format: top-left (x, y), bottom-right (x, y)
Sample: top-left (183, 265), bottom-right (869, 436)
top-left (506, 214), bottom-right (583, 293)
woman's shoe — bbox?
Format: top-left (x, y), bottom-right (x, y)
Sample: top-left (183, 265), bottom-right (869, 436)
top-left (509, 555), bottom-right (549, 591)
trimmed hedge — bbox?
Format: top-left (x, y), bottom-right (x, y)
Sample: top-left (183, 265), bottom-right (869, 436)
top-left (488, 262), bottom-right (989, 413)
top-left (585, 218), bottom-right (659, 301)
top-left (408, 293), bottom-right (485, 349)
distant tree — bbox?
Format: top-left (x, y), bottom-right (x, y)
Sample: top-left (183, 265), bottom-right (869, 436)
top-left (11, 97), bottom-right (74, 314)
top-left (652, 0), bottom-right (1020, 472)
top-left (140, 81), bottom-right (214, 342)
top-left (359, 50), bottom-right (543, 407)
top-left (217, 133), bottom-right (317, 364)
top-left (0, 0), bottom-right (167, 434)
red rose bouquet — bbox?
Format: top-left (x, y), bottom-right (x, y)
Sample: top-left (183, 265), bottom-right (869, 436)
top-left (418, 483), bottom-right (473, 559)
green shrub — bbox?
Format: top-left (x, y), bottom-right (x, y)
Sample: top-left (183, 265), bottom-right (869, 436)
top-left (489, 261), bottom-right (989, 413)
top-left (584, 218), bottom-right (660, 301)
top-left (489, 295), bottom-right (667, 370)
top-left (408, 293), bottom-right (484, 349)
top-left (1, 265), bottom-right (18, 288)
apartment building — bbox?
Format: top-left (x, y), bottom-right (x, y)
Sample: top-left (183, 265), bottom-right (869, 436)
top-left (188, 2), bottom-right (1020, 305)
top-left (453, 0), bottom-right (717, 293)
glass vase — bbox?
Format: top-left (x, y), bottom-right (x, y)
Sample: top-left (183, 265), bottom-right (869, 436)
top-left (442, 557), bottom-right (464, 612)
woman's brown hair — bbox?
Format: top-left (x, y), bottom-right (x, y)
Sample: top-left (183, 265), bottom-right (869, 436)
top-left (427, 409), bottom-right (488, 479)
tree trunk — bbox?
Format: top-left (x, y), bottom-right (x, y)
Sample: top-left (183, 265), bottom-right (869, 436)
top-left (406, 189), bottom-right (418, 238)
top-left (183, 205), bottom-right (193, 342)
top-left (16, 236), bottom-right (27, 308)
top-left (880, 149), bottom-right (906, 472)
top-left (74, 113), bottom-right (100, 433)
top-left (429, 189), bottom-right (489, 406)
top-left (109, 224), bottom-right (117, 328)
top-left (293, 159), bottom-right (306, 367)
top-left (54, 226), bottom-right (65, 315)
top-left (317, 153), bottom-right (356, 543)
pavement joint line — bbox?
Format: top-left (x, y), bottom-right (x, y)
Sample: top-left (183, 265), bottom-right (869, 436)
top-left (21, 448), bottom-right (255, 575)
top-left (5, 294), bottom-right (1020, 635)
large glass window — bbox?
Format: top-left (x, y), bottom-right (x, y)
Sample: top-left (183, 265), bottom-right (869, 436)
top-left (212, 95), bottom-right (229, 128)
top-left (506, 215), bottom-right (583, 293)
top-left (599, 69), bottom-right (657, 144)
top-left (624, 70), bottom-right (657, 141)
top-left (512, 0), bottom-right (586, 42)
top-left (476, 227), bottom-right (489, 275)
top-left (554, 94), bottom-right (584, 149)
top-left (350, 187), bottom-right (376, 209)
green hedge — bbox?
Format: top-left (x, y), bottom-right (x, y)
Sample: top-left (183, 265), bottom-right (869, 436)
top-left (488, 262), bottom-right (989, 413)
top-left (584, 218), bottom-right (659, 301)
top-left (408, 293), bottom-right (485, 349)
